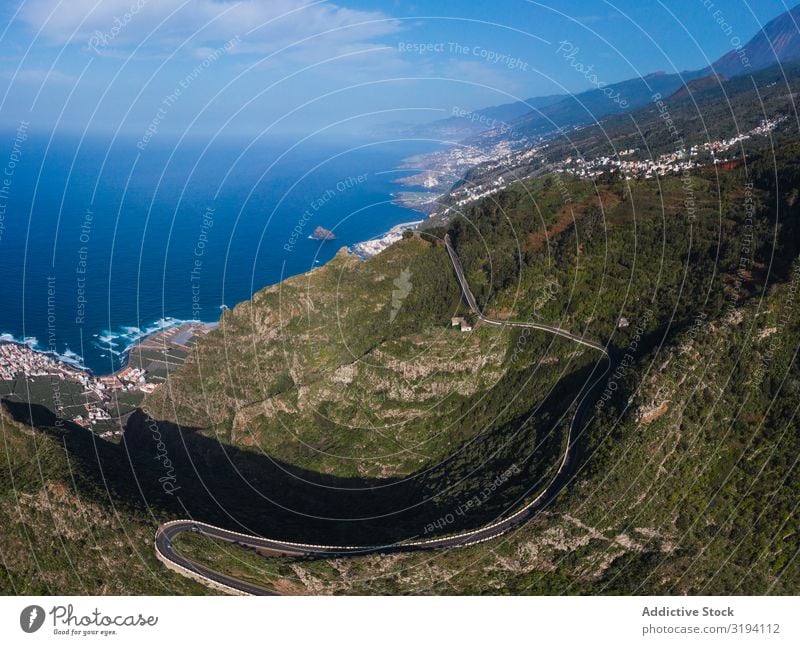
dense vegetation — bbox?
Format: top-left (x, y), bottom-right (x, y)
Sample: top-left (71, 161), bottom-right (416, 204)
top-left (444, 161), bottom-right (783, 345)
top-left (160, 128), bottom-right (800, 593)
top-left (2, 64), bottom-right (799, 596)
top-left (167, 148), bottom-right (800, 592)
top-left (0, 403), bottom-right (203, 594)
top-left (447, 62), bottom-right (800, 210)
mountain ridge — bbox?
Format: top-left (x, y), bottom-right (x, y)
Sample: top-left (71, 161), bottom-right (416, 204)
top-left (406, 3), bottom-right (800, 149)
top-left (709, 3), bottom-right (800, 77)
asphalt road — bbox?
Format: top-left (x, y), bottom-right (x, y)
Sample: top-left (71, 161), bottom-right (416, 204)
top-left (155, 235), bottom-right (611, 595)
top-left (443, 235), bottom-right (606, 352)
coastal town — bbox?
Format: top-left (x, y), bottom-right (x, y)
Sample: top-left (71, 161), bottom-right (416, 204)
top-left (429, 114), bottom-right (788, 221)
top-left (351, 220), bottom-right (422, 258)
top-left (396, 139), bottom-right (518, 191)
top-left (349, 112), bottom-right (788, 261)
top-left (390, 138), bottom-right (528, 217)
top-left (0, 321), bottom-right (214, 436)
top-left (555, 115), bottom-right (788, 180)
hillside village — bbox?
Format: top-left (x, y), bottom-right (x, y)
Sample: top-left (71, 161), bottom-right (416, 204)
top-left (434, 114), bottom-right (788, 219)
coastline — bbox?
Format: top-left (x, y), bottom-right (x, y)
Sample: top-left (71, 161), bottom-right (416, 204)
top-left (347, 147), bottom-right (459, 259)
top-left (0, 142), bottom-right (450, 411)
top-left (0, 191), bottom-right (423, 424)
top-left (0, 317), bottom-right (217, 378)
top-left (350, 219), bottom-right (424, 259)
top-left (0, 320), bottom-right (216, 431)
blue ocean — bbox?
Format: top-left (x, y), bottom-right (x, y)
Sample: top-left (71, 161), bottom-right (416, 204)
top-left (0, 130), bottom-right (437, 374)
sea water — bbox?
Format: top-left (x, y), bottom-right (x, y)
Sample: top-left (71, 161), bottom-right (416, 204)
top-left (0, 130), bottom-right (438, 374)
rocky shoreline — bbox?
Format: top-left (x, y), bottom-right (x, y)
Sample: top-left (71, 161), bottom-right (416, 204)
top-left (350, 219), bottom-right (423, 259)
top-left (0, 321), bottom-right (215, 433)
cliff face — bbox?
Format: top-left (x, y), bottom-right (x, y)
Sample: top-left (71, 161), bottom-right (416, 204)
top-left (144, 238), bottom-right (529, 478)
top-left (184, 275), bottom-right (800, 595)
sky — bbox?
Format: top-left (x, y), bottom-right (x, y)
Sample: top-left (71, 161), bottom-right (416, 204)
top-left (0, 0), bottom-right (796, 140)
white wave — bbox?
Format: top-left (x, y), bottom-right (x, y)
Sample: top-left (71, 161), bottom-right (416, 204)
top-left (2, 315), bottom-right (215, 376)
top-left (60, 348), bottom-right (85, 368)
top-left (0, 331), bottom-right (88, 370)
top-left (0, 332), bottom-right (40, 350)
top-left (91, 317), bottom-right (200, 362)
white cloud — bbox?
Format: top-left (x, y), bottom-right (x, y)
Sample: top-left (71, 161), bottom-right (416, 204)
top-left (20, 0), bottom-right (402, 59)
top-left (6, 68), bottom-right (77, 84)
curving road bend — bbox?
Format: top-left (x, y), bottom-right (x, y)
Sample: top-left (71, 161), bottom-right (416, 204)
top-left (443, 235), bottom-right (606, 353)
top-left (155, 235), bottom-right (611, 595)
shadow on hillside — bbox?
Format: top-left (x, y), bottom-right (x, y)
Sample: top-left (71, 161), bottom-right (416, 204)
top-left (2, 360), bottom-right (598, 546)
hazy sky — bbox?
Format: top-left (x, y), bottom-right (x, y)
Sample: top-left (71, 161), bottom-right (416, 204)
top-left (0, 0), bottom-right (795, 140)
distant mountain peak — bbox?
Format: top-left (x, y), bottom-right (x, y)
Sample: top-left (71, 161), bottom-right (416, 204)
top-left (711, 4), bottom-right (800, 77)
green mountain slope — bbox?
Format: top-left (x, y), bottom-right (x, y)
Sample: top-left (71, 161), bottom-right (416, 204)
top-left (172, 270), bottom-right (799, 594)
top-left (3, 62), bottom-right (800, 595)
top-left (0, 404), bottom-right (204, 595)
top-left (4, 128), bottom-right (798, 592)
top-left (160, 142), bottom-right (800, 592)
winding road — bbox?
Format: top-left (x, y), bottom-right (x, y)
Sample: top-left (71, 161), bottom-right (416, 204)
top-left (155, 234), bottom-right (611, 595)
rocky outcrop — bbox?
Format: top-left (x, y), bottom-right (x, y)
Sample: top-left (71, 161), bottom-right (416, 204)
top-left (309, 226), bottom-right (336, 240)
